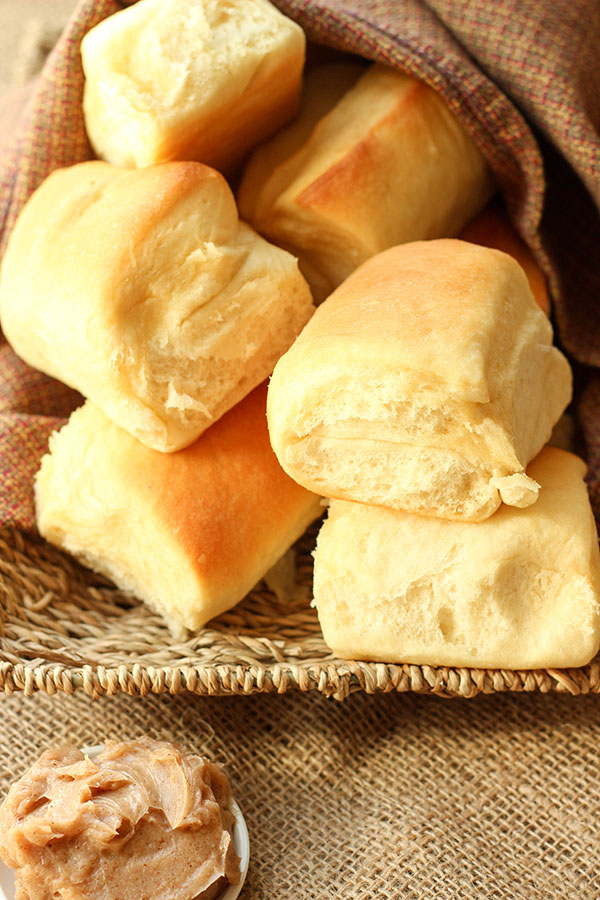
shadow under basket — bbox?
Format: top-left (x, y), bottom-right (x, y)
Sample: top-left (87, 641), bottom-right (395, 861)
top-left (0, 525), bottom-right (599, 701)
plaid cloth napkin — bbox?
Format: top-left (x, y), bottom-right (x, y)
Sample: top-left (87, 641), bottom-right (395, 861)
top-left (0, 0), bottom-right (599, 530)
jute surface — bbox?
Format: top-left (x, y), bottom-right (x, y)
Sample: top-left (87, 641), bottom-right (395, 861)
top-left (2, 688), bottom-right (600, 899)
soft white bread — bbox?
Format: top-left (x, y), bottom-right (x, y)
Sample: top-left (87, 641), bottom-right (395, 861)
top-left (239, 63), bottom-right (495, 301)
top-left (0, 160), bottom-right (314, 452)
top-left (35, 385), bottom-right (323, 637)
top-left (81, 0), bottom-right (305, 172)
top-left (313, 447), bottom-right (600, 670)
top-left (267, 240), bottom-right (572, 522)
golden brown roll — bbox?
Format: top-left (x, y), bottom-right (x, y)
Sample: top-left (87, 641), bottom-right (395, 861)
top-left (313, 448), bottom-right (600, 670)
top-left (0, 160), bottom-right (314, 452)
top-left (267, 240), bottom-right (572, 522)
top-left (35, 385), bottom-right (323, 636)
top-left (81, 0), bottom-right (306, 172)
top-left (239, 63), bottom-right (495, 301)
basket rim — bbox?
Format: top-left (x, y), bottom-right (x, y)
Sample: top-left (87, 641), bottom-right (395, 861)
top-left (1, 655), bottom-right (599, 702)
top-left (2, 525), bottom-right (600, 702)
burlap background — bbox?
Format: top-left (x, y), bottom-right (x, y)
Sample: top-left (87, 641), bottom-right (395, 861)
top-left (3, 689), bottom-right (600, 899)
top-left (2, 3), bottom-right (600, 897)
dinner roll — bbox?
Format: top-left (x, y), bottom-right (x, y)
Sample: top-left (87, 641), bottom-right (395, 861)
top-left (267, 240), bottom-right (572, 521)
top-left (239, 63), bottom-right (495, 301)
top-left (81, 0), bottom-right (305, 171)
top-left (35, 385), bottom-right (323, 637)
top-left (0, 160), bottom-right (314, 452)
top-left (313, 448), bottom-right (600, 670)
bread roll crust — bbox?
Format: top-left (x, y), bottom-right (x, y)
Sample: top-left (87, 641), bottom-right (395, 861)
top-left (313, 447), bottom-right (600, 669)
top-left (35, 385), bottom-right (323, 636)
top-left (81, 0), bottom-right (306, 171)
top-left (238, 60), bottom-right (365, 242)
top-left (0, 160), bottom-right (314, 451)
top-left (267, 240), bottom-right (572, 521)
top-left (239, 64), bottom-right (495, 301)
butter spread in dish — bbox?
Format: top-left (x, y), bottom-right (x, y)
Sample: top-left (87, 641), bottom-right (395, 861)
top-left (0, 737), bottom-right (242, 900)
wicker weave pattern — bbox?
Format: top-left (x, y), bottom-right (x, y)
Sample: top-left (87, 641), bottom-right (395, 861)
top-left (1, 527), bottom-right (599, 701)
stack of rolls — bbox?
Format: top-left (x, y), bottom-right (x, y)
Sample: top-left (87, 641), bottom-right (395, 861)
top-left (266, 239), bottom-right (600, 670)
top-left (1, 0), bottom-right (598, 666)
top-left (0, 0), bottom-right (324, 636)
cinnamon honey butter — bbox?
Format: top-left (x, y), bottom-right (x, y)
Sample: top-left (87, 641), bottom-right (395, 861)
top-left (0, 737), bottom-right (240, 900)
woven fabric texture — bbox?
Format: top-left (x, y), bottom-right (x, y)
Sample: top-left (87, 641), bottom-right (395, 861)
top-left (2, 688), bottom-right (600, 899)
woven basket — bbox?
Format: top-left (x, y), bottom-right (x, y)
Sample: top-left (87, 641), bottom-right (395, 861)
top-left (1, 0), bottom-right (599, 702)
top-left (1, 524), bottom-right (599, 700)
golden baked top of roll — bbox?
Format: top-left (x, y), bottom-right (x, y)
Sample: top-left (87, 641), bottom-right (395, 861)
top-left (81, 0), bottom-right (306, 172)
top-left (239, 63), bottom-right (495, 301)
top-left (35, 385), bottom-right (323, 635)
top-left (459, 202), bottom-right (550, 316)
top-left (0, 160), bottom-right (314, 451)
top-left (267, 239), bottom-right (572, 521)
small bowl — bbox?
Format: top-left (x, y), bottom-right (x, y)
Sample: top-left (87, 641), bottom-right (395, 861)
top-left (0, 744), bottom-right (249, 900)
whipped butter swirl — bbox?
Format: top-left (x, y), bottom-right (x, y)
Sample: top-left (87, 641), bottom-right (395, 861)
top-left (0, 737), bottom-right (240, 900)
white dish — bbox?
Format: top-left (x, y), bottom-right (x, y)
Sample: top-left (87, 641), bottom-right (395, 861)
top-left (0, 744), bottom-right (249, 900)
